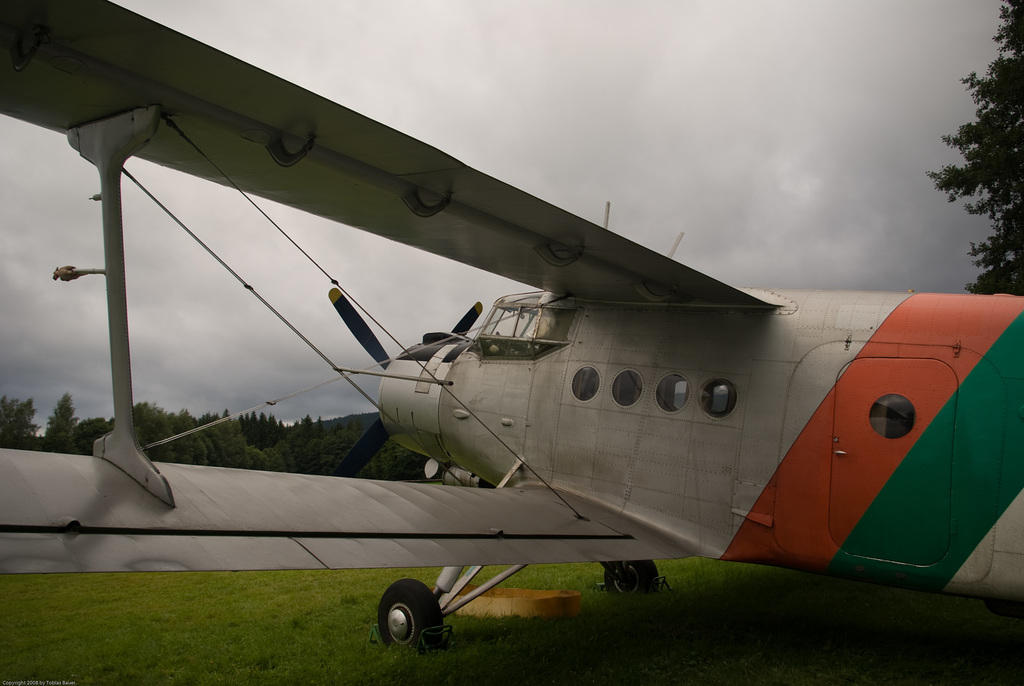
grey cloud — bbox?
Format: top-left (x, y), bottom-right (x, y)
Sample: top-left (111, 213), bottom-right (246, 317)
top-left (0, 0), bottom-right (1004, 425)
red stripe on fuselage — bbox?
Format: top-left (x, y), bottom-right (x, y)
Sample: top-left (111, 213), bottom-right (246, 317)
top-left (722, 293), bottom-right (1024, 571)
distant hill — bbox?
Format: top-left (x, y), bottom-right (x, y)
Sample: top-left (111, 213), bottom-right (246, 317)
top-left (321, 412), bottom-right (377, 432)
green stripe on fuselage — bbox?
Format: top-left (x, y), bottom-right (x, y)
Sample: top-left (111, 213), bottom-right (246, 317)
top-left (828, 313), bottom-right (1024, 591)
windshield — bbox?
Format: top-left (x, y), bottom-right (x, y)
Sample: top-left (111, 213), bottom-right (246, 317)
top-left (477, 299), bottom-right (576, 359)
top-left (482, 306), bottom-right (540, 338)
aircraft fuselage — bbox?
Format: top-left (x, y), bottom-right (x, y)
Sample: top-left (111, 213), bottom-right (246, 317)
top-left (382, 288), bottom-right (1024, 604)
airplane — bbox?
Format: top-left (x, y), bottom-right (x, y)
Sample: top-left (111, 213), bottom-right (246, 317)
top-left (1, 0), bottom-right (1023, 650)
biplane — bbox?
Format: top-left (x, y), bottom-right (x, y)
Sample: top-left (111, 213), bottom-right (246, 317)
top-left (2, 0), bottom-right (1023, 648)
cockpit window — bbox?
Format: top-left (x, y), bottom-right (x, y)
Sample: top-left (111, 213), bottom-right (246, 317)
top-left (482, 306), bottom-right (539, 338)
top-left (478, 297), bottom-right (576, 359)
top-left (534, 308), bottom-right (575, 341)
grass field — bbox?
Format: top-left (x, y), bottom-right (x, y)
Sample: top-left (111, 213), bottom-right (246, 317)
top-left (2, 558), bottom-right (1023, 685)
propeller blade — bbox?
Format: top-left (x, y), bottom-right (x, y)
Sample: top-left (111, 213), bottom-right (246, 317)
top-left (329, 296), bottom-right (480, 478)
top-left (452, 302), bottom-right (483, 335)
top-left (333, 417), bottom-right (391, 477)
top-left (329, 288), bottom-right (390, 368)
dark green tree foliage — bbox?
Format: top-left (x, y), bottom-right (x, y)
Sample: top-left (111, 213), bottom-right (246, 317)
top-left (356, 439), bottom-right (429, 481)
top-left (42, 392), bottom-right (78, 454)
top-left (134, 402), bottom-right (254, 469)
top-left (0, 395), bottom-right (39, 450)
top-left (74, 416), bottom-right (113, 455)
top-left (3, 392), bottom-right (426, 480)
top-left (238, 411), bottom-right (286, 450)
top-left (929, 0), bottom-right (1024, 294)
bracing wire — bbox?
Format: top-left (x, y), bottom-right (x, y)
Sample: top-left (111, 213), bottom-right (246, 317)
top-left (142, 375), bottom-right (347, 450)
top-left (136, 121), bottom-right (584, 516)
top-left (161, 116), bottom-right (335, 284)
top-left (122, 168), bottom-right (390, 424)
top-left (160, 116), bottom-right (404, 358)
top-left (123, 169), bottom-right (335, 370)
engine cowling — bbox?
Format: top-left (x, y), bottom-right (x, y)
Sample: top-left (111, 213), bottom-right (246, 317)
top-left (378, 338), bottom-right (469, 464)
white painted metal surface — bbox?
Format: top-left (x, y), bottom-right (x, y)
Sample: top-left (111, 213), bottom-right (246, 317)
top-left (0, 0), bottom-right (771, 309)
top-left (0, 448), bottom-right (691, 573)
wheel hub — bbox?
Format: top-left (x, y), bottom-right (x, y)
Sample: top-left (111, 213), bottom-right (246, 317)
top-left (387, 605), bottom-right (411, 642)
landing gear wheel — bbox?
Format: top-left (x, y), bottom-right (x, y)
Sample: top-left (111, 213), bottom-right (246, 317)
top-left (604, 560), bottom-right (659, 593)
top-left (377, 578), bottom-right (444, 647)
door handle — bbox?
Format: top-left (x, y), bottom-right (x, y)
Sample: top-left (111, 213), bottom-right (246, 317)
top-left (833, 450), bottom-right (848, 456)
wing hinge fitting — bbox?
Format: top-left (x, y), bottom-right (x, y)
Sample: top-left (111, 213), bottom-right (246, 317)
top-left (266, 134), bottom-right (315, 167)
top-left (534, 242), bottom-right (583, 267)
top-left (403, 190), bottom-right (451, 217)
top-left (10, 24), bottom-right (49, 72)
top-left (633, 280), bottom-right (684, 302)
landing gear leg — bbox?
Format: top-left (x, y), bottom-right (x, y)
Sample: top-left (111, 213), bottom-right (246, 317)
top-left (601, 560), bottom-right (658, 593)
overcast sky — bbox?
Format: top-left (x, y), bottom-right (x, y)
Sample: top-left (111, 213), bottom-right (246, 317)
top-left (0, 0), bottom-right (1005, 429)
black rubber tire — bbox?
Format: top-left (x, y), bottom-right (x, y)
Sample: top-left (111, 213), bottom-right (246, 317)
top-left (377, 578), bottom-right (444, 647)
top-left (604, 560), bottom-right (659, 593)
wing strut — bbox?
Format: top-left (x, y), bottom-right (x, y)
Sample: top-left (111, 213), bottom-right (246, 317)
top-left (65, 106), bottom-right (174, 507)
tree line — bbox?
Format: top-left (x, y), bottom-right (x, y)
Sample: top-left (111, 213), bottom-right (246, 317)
top-left (0, 393), bottom-right (424, 481)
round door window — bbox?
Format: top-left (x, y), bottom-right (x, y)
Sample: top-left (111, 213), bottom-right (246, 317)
top-left (869, 394), bottom-right (915, 438)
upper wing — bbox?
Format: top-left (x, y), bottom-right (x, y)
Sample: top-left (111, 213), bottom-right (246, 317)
top-left (0, 449), bottom-right (692, 573)
top-left (0, 0), bottom-right (769, 308)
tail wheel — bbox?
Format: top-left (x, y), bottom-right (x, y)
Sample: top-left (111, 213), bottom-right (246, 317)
top-left (377, 578), bottom-right (444, 647)
top-left (604, 560), bottom-right (659, 593)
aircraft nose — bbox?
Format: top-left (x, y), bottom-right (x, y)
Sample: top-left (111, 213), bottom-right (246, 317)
top-left (327, 290), bottom-right (481, 477)
top-left (378, 339), bottom-right (469, 462)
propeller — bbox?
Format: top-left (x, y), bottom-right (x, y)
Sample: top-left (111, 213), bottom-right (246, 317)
top-left (452, 302), bottom-right (484, 335)
top-left (329, 288), bottom-right (390, 368)
top-left (329, 289), bottom-right (484, 477)
top-left (333, 416), bottom-right (392, 477)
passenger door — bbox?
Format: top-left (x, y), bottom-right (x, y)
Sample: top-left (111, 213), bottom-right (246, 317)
top-left (829, 357), bottom-right (957, 565)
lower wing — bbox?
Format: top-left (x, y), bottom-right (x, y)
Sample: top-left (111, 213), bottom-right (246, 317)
top-left (0, 448), bottom-right (691, 573)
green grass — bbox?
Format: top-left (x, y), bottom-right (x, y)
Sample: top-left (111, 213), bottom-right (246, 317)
top-left (2, 558), bottom-right (1023, 685)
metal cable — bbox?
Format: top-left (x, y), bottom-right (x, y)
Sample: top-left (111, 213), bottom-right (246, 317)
top-left (134, 123), bottom-right (583, 516)
top-left (160, 116), bottom-right (404, 360)
top-left (122, 168), bottom-right (391, 423)
top-left (142, 374), bottom-right (347, 450)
